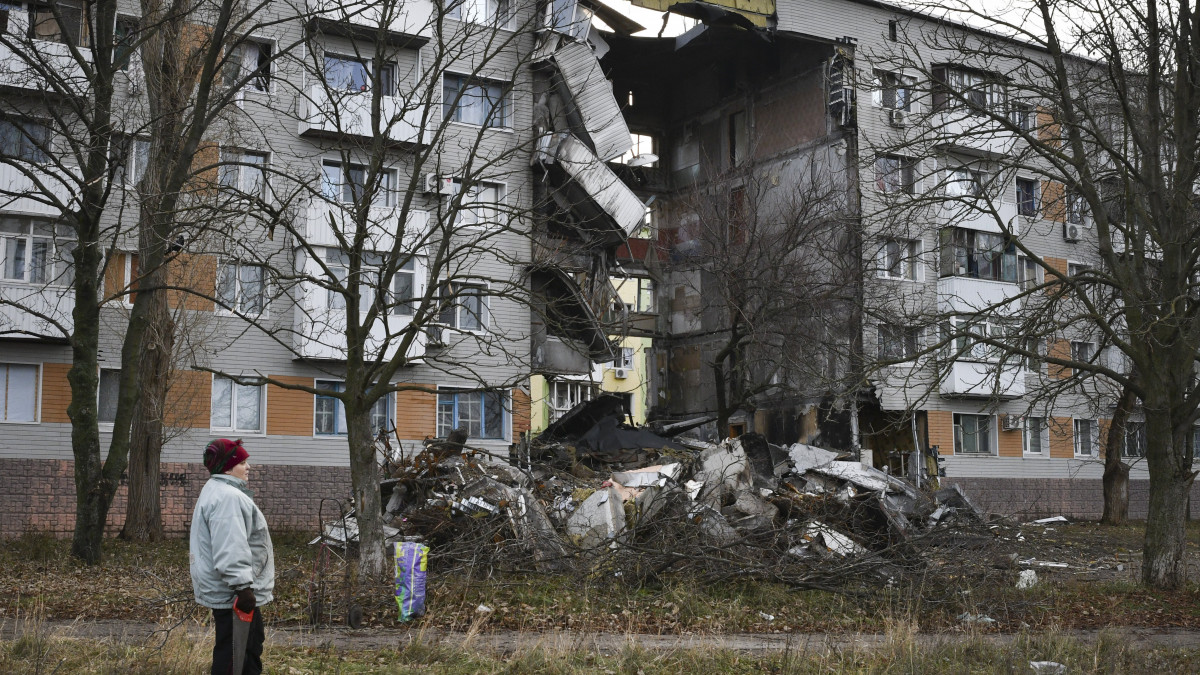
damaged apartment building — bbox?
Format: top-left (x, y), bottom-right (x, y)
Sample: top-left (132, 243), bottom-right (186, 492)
top-left (0, 0), bottom-right (649, 535)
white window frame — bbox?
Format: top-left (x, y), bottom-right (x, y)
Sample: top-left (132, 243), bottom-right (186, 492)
top-left (874, 154), bottom-right (915, 193)
top-left (321, 52), bottom-right (397, 96)
top-left (216, 259), bottom-right (268, 316)
top-left (313, 380), bottom-right (395, 436)
top-left (226, 38), bottom-right (274, 95)
top-left (878, 323), bottom-right (920, 361)
top-left (442, 72), bottom-right (512, 129)
top-left (872, 69), bottom-right (915, 112)
top-left (450, 179), bottom-right (506, 230)
top-left (321, 159), bottom-right (397, 207)
top-left (878, 238), bottom-right (922, 281)
top-left (436, 387), bottom-right (510, 440)
top-left (1073, 418), bottom-right (1098, 457)
top-left (0, 218), bottom-right (73, 286)
top-left (945, 164), bottom-right (986, 198)
top-left (610, 346), bottom-right (635, 370)
top-left (1015, 177), bottom-right (1039, 217)
top-left (1122, 420), bottom-right (1146, 458)
top-left (548, 379), bottom-right (596, 423)
top-left (219, 149), bottom-right (268, 200)
top-left (209, 375), bottom-right (265, 435)
top-left (97, 366), bottom-right (120, 427)
top-left (953, 413), bottom-right (995, 455)
top-left (436, 280), bottom-right (489, 332)
top-left (112, 135), bottom-right (150, 185)
top-left (0, 117), bottom-right (50, 163)
top-left (1070, 340), bottom-right (1096, 365)
top-left (1017, 255), bottom-right (1042, 292)
top-left (449, 0), bottom-right (513, 29)
top-left (0, 361), bottom-right (40, 423)
top-left (1023, 416), bottom-right (1049, 457)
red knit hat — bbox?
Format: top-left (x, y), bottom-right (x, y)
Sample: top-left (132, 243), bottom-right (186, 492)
top-left (204, 438), bottom-right (248, 474)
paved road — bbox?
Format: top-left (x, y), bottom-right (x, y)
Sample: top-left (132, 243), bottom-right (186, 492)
top-left (7, 620), bottom-right (1200, 654)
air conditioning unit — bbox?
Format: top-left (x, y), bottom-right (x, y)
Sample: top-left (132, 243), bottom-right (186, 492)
top-left (423, 173), bottom-right (454, 195)
top-left (1001, 414), bottom-right (1024, 432)
top-left (1063, 223), bottom-right (1081, 242)
top-left (888, 109), bottom-right (907, 127)
top-left (613, 367), bottom-right (629, 380)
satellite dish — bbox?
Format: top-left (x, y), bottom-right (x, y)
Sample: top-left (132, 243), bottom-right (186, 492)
top-left (628, 153), bottom-right (659, 167)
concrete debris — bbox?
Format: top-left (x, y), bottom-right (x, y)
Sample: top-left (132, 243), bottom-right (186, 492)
top-left (1016, 569), bottom-right (1038, 589)
top-left (312, 396), bottom-right (988, 573)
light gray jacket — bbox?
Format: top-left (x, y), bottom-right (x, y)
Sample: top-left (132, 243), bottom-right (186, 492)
top-left (189, 473), bottom-right (275, 609)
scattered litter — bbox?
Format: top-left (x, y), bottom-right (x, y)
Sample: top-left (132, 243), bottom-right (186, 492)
top-left (958, 612), bottom-right (997, 625)
top-left (395, 541), bottom-right (429, 622)
top-left (476, 604), bottom-right (494, 614)
top-left (1029, 661), bottom-right (1066, 674)
top-left (1019, 559), bottom-right (1069, 569)
top-left (1026, 516), bottom-right (1069, 525)
top-left (758, 611), bottom-right (775, 622)
top-left (1016, 569), bottom-right (1038, 589)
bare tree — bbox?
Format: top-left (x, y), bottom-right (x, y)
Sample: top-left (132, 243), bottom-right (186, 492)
top-left (862, 0), bottom-right (1200, 587)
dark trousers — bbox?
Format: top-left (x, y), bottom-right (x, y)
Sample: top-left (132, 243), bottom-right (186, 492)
top-left (211, 606), bottom-right (264, 675)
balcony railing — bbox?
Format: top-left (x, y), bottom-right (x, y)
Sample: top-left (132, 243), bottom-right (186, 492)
top-left (307, 0), bottom-right (434, 41)
top-left (940, 360), bottom-right (1026, 399)
top-left (0, 39), bottom-right (86, 93)
top-left (930, 109), bottom-right (1018, 158)
top-left (0, 283), bottom-right (74, 339)
top-left (302, 200), bottom-right (431, 252)
top-left (0, 163), bottom-right (75, 217)
top-left (300, 86), bottom-right (430, 145)
top-left (937, 275), bottom-right (1022, 314)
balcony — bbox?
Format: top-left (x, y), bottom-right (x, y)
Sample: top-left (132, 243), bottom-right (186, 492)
top-left (0, 39), bottom-right (86, 93)
top-left (535, 132), bottom-right (647, 241)
top-left (300, 86), bottom-right (430, 146)
top-left (0, 163), bottom-right (75, 217)
top-left (302, 200), bottom-right (431, 252)
top-left (937, 200), bottom-right (1019, 235)
top-left (940, 360), bottom-right (1026, 399)
top-left (937, 276), bottom-right (1022, 314)
top-left (0, 284), bottom-right (73, 340)
top-left (930, 109), bottom-right (1018, 158)
top-left (550, 40), bottom-right (632, 162)
top-left (306, 0), bottom-right (434, 43)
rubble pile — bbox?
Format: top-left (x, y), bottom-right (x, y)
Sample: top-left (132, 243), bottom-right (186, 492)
top-left (314, 397), bottom-right (988, 581)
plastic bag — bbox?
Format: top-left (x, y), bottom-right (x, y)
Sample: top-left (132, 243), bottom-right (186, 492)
top-left (394, 541), bottom-right (429, 621)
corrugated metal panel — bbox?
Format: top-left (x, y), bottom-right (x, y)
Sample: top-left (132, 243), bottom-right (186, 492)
top-left (552, 41), bottom-right (632, 162)
top-left (554, 133), bottom-right (646, 237)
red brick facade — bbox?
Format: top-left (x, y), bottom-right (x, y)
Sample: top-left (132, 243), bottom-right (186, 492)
top-left (0, 459), bottom-right (351, 537)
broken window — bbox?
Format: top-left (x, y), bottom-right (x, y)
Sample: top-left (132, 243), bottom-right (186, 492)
top-left (874, 154), bottom-right (915, 193)
top-left (210, 375), bottom-right (263, 434)
top-left (939, 228), bottom-right (1017, 282)
top-left (543, 0), bottom-right (589, 39)
top-left (443, 74), bottom-right (510, 128)
top-left (227, 40), bottom-right (273, 93)
top-left (873, 70), bottom-right (913, 112)
top-left (0, 362), bottom-right (38, 422)
top-left (548, 380), bottom-right (596, 423)
top-left (879, 238), bottom-right (920, 280)
top-left (878, 324), bottom-right (919, 360)
top-left (953, 413), bottom-right (992, 454)
top-left (614, 133), bottom-right (657, 166)
top-left (114, 16), bottom-right (139, 70)
top-left (28, 2), bottom-right (87, 46)
top-left (437, 389), bottom-right (507, 439)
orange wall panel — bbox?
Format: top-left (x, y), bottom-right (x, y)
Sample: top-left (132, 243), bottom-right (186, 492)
top-left (267, 375), bottom-right (315, 437)
top-left (396, 386), bottom-right (436, 440)
top-left (40, 362), bottom-right (72, 423)
top-left (927, 410), bottom-right (954, 455)
top-left (1048, 339), bottom-right (1071, 379)
top-left (998, 427), bottom-right (1023, 457)
top-left (1050, 416), bottom-right (1075, 458)
top-left (512, 389), bottom-right (531, 438)
top-left (165, 369), bottom-right (212, 429)
top-left (1042, 181), bottom-right (1066, 222)
top-left (166, 253), bottom-right (216, 311)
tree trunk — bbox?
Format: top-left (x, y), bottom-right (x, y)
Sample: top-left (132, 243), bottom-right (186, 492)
top-left (1101, 385), bottom-right (1136, 525)
top-left (120, 281), bottom-right (174, 542)
top-left (68, 281), bottom-right (108, 564)
top-left (346, 402), bottom-right (386, 579)
top-left (1141, 409), bottom-right (1196, 588)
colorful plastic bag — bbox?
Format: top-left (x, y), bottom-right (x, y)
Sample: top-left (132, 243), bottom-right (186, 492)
top-left (394, 541), bottom-right (429, 621)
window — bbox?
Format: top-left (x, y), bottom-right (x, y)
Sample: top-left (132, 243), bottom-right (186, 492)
top-left (1123, 421), bottom-right (1146, 458)
top-left (940, 228), bottom-right (1017, 282)
top-left (216, 260), bottom-right (266, 315)
top-left (880, 238), bottom-right (921, 280)
top-left (873, 70), bottom-right (913, 111)
top-left (613, 346), bottom-right (635, 370)
top-left (451, 179), bottom-right (505, 229)
top-left (210, 375), bottom-right (263, 433)
top-left (954, 413), bottom-right (992, 454)
top-left (614, 133), bottom-right (658, 166)
top-left (0, 362), bottom-right (38, 422)
top-left (1070, 340), bottom-right (1095, 364)
top-left (1016, 178), bottom-right (1038, 217)
top-left (451, 0), bottom-right (513, 27)
top-left (438, 282), bottom-right (488, 331)
top-left (322, 161), bottom-right (396, 207)
top-left (390, 258), bottom-right (416, 316)
top-left (878, 324), bottom-right (919, 360)
top-left (1024, 416), bottom-right (1047, 455)
top-left (875, 154), bottom-right (915, 193)
top-left (224, 40), bottom-right (272, 93)
top-left (633, 277), bottom-right (654, 313)
top-left (1024, 337), bottom-right (1042, 369)
top-left (113, 16), bottom-right (138, 70)
top-left (1066, 192), bottom-right (1086, 224)
top-left (437, 389), bottom-right (507, 439)
top-left (943, 316), bottom-right (1004, 362)
top-left (945, 166), bottom-right (986, 197)
top-left (0, 3), bottom-right (11, 34)
top-left (888, 19), bottom-right (898, 41)
top-left (0, 118), bottom-right (50, 163)
top-left (97, 368), bottom-right (120, 424)
top-left (322, 54), bottom-right (395, 96)
top-left (1, 218), bottom-right (72, 285)
top-left (112, 135), bottom-right (150, 185)
top-left (932, 65), bottom-right (1005, 113)
top-left (28, 2), bottom-right (87, 46)
top-left (314, 381), bottom-right (394, 435)
top-left (1018, 256), bottom-right (1041, 292)
top-left (443, 74), bottom-right (510, 128)
top-left (219, 150), bottom-right (267, 199)
top-left (1010, 102), bottom-right (1034, 132)
top-left (548, 380), bottom-right (596, 423)
top-left (1073, 418), bottom-right (1097, 457)
top-left (543, 0), bottom-right (586, 37)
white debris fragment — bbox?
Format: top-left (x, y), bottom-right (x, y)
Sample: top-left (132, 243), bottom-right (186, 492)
top-left (476, 604), bottom-right (494, 614)
top-left (758, 611), bottom-right (775, 622)
top-left (1019, 558), bottom-right (1069, 569)
top-left (1016, 569), bottom-right (1038, 589)
top-left (786, 443), bottom-right (838, 473)
top-left (803, 521), bottom-right (867, 557)
top-left (1029, 661), bottom-right (1066, 674)
top-left (1025, 515), bottom-right (1069, 525)
top-left (957, 612), bottom-right (997, 624)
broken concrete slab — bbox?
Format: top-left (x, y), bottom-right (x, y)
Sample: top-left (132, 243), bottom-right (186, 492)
top-left (786, 443), bottom-right (838, 474)
top-left (566, 485), bottom-right (625, 549)
top-left (693, 439), bottom-right (751, 506)
top-left (802, 521), bottom-right (867, 557)
top-left (811, 461), bottom-right (918, 499)
top-left (690, 504), bottom-right (740, 546)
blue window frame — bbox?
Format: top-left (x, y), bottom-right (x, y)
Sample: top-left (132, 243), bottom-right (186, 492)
top-left (314, 380), bottom-right (394, 435)
top-left (436, 389), bottom-right (507, 439)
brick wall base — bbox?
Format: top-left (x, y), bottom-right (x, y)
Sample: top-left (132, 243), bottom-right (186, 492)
top-left (0, 458), bottom-right (351, 538)
top-left (944, 477), bottom-right (1200, 520)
